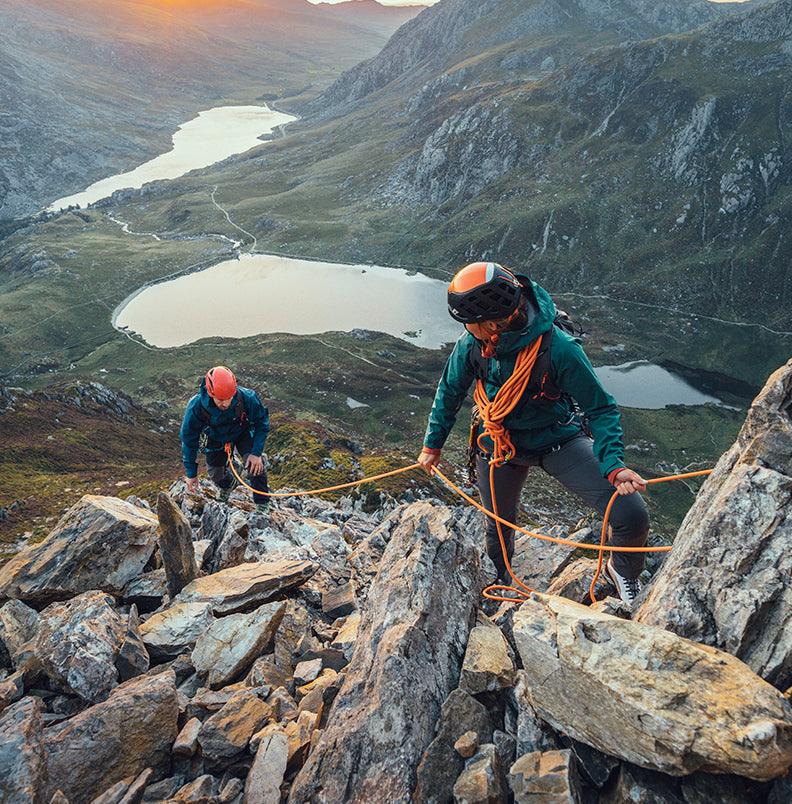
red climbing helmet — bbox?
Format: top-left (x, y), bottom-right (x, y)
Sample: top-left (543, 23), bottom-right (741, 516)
top-left (205, 366), bottom-right (237, 399)
top-left (447, 262), bottom-right (523, 323)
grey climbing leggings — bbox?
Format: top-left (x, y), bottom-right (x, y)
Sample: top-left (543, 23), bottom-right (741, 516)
top-left (476, 433), bottom-right (649, 582)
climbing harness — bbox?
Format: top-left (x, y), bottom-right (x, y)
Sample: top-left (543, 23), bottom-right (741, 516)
top-left (215, 445), bottom-right (712, 604)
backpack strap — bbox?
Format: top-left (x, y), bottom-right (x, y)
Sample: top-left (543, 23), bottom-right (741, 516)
top-left (197, 396), bottom-right (249, 428)
top-left (528, 327), bottom-right (561, 402)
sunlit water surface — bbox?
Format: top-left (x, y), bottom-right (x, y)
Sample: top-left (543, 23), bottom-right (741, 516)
top-left (48, 105), bottom-right (295, 212)
top-left (114, 256), bottom-right (726, 408)
top-left (114, 254), bottom-right (461, 350)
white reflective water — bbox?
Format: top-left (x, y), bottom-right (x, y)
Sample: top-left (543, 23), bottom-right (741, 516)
top-left (594, 361), bottom-right (724, 408)
top-left (48, 105), bottom-right (295, 213)
top-left (113, 253), bottom-right (461, 349)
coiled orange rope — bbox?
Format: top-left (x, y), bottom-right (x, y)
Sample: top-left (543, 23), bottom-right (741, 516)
top-left (473, 338), bottom-right (542, 466)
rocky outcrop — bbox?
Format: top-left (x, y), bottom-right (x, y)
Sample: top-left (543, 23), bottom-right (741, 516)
top-left (513, 592), bottom-right (792, 780)
top-left (156, 491), bottom-right (199, 598)
top-left (2, 361), bottom-right (792, 803)
top-left (287, 503), bottom-right (481, 804)
top-left (313, 0), bottom-right (744, 114)
top-left (41, 671), bottom-right (179, 804)
top-left (635, 358), bottom-right (792, 690)
top-left (0, 495), bottom-right (159, 606)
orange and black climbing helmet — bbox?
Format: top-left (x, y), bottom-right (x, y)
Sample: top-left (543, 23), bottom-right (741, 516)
top-left (205, 366), bottom-right (237, 399)
top-left (447, 262), bottom-right (523, 323)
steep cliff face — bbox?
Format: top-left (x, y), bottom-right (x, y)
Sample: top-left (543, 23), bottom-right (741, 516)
top-left (307, 0), bottom-right (792, 327)
top-left (312, 0), bottom-right (760, 114)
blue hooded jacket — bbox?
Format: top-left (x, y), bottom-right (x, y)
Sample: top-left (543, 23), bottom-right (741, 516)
top-left (180, 379), bottom-right (270, 478)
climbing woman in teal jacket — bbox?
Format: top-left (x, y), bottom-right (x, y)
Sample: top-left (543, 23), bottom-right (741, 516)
top-left (418, 262), bottom-right (649, 607)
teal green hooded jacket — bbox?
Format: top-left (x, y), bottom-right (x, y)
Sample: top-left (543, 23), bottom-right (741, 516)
top-left (423, 280), bottom-right (626, 479)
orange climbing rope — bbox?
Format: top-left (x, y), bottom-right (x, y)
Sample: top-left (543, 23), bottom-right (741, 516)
top-left (585, 469), bottom-right (713, 605)
top-left (218, 442), bottom-right (712, 606)
top-left (223, 443), bottom-right (420, 497)
top-left (433, 465), bottom-right (713, 604)
top-left (473, 337), bottom-right (542, 466)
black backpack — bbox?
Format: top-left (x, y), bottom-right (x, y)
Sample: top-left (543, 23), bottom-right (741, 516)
top-left (196, 397), bottom-right (250, 454)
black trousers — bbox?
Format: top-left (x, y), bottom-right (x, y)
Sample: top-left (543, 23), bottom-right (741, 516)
top-left (205, 432), bottom-right (269, 504)
top-left (476, 433), bottom-right (649, 582)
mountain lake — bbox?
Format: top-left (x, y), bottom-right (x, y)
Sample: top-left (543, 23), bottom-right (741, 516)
top-left (47, 105), bottom-right (296, 213)
top-left (45, 102), bottom-right (760, 410)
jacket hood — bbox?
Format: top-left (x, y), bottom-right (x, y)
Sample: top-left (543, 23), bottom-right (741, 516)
top-left (490, 279), bottom-right (557, 353)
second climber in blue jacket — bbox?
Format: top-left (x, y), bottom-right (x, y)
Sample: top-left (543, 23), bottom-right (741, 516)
top-left (180, 366), bottom-right (271, 512)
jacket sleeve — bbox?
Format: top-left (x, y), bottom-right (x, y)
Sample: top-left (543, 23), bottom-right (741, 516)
top-left (551, 333), bottom-right (626, 478)
top-left (180, 396), bottom-right (204, 478)
top-left (423, 336), bottom-right (476, 450)
top-left (246, 391), bottom-right (270, 456)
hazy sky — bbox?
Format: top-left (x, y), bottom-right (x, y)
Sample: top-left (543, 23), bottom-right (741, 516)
top-left (308, 0), bottom-right (750, 5)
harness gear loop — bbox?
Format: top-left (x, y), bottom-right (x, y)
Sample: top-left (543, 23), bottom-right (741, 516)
top-left (473, 335), bottom-right (543, 467)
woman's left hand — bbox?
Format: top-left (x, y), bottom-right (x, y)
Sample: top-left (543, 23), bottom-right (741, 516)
top-left (611, 468), bottom-right (647, 495)
top-left (246, 455), bottom-right (264, 476)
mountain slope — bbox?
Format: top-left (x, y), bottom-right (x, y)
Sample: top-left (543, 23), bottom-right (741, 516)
top-left (307, 0), bottom-right (762, 113)
top-left (0, 0), bottom-right (422, 219)
top-left (103, 0), bottom-right (788, 329)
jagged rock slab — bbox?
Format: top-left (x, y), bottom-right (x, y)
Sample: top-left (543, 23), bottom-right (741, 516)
top-left (34, 590), bottom-right (126, 703)
top-left (41, 670), bottom-right (179, 803)
top-left (139, 600), bottom-right (215, 663)
top-left (197, 688), bottom-right (272, 773)
top-left (512, 592), bottom-right (792, 781)
top-left (156, 491), bottom-right (198, 598)
top-left (0, 496), bottom-right (158, 606)
top-left (453, 742), bottom-right (508, 804)
top-left (636, 358), bottom-right (792, 690)
top-left (287, 502), bottom-right (482, 804)
top-left (172, 559), bottom-right (317, 615)
top-left (459, 618), bottom-right (516, 694)
top-left (0, 697), bottom-right (47, 804)
top-left (413, 688), bottom-right (494, 804)
top-left (0, 599), bottom-right (38, 669)
top-left (191, 600), bottom-right (287, 688)
top-left (246, 727), bottom-right (289, 804)
top-left (509, 749), bottom-right (584, 804)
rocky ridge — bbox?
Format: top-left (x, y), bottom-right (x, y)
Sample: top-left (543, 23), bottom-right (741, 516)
top-left (288, 0), bottom-right (792, 330)
top-left (309, 0), bottom-right (760, 114)
top-left (0, 358), bottom-right (790, 803)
